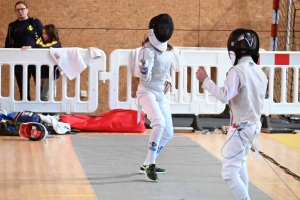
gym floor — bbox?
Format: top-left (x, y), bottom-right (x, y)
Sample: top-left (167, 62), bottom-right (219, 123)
top-left (0, 129), bottom-right (299, 200)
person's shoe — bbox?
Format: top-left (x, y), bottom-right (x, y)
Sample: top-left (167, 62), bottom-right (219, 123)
top-left (139, 165), bottom-right (166, 174)
top-left (145, 164), bottom-right (159, 182)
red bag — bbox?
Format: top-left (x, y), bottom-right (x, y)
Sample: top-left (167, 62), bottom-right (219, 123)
top-left (59, 109), bottom-right (146, 133)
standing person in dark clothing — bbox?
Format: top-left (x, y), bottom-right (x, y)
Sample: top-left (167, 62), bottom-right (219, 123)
top-left (5, 1), bottom-right (43, 101)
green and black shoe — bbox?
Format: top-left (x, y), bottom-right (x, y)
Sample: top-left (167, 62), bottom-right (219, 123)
top-left (145, 164), bottom-right (159, 182)
top-left (139, 165), bottom-right (166, 174)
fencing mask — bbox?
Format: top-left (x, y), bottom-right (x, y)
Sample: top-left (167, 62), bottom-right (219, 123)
top-left (148, 14), bottom-right (174, 51)
top-left (19, 122), bottom-right (48, 141)
top-left (227, 28), bottom-right (260, 65)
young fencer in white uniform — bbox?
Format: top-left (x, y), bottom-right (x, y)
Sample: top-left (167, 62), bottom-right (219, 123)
top-left (196, 28), bottom-right (268, 199)
top-left (136, 14), bottom-right (175, 182)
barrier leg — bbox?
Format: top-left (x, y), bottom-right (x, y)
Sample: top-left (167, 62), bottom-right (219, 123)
top-left (261, 115), bottom-right (296, 134)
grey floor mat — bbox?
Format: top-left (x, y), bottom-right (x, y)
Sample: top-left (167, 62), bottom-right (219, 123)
top-left (71, 135), bottom-right (273, 200)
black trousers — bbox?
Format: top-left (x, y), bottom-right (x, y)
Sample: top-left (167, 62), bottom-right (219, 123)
top-left (14, 65), bottom-right (36, 101)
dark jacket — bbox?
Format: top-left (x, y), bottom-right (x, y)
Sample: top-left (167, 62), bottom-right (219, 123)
top-left (5, 17), bottom-right (43, 48)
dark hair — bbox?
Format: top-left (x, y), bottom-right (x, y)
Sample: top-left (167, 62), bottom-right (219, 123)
top-left (142, 37), bottom-right (173, 50)
top-left (43, 24), bottom-right (61, 45)
top-left (15, 1), bottom-right (27, 9)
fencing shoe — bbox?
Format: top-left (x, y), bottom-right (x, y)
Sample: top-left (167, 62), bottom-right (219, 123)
top-left (139, 165), bottom-right (166, 174)
top-left (145, 164), bottom-right (159, 182)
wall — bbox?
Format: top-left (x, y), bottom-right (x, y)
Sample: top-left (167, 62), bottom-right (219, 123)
top-left (0, 0), bottom-right (273, 115)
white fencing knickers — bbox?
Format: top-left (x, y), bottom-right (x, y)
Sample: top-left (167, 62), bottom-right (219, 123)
top-left (137, 88), bottom-right (173, 165)
top-left (221, 121), bottom-right (261, 200)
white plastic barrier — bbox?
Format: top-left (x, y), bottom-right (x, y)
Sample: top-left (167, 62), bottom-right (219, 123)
top-left (0, 48), bottom-right (106, 114)
top-left (260, 51), bottom-right (300, 115)
top-left (175, 47), bottom-right (266, 51)
top-left (105, 49), bottom-right (300, 116)
top-left (105, 49), bottom-right (230, 114)
top-left (2, 48), bottom-right (299, 116)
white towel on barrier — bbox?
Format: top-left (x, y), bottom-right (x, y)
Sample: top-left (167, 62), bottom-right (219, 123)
top-left (50, 47), bottom-right (87, 80)
top-left (131, 47), bottom-right (142, 77)
top-left (88, 47), bottom-right (102, 59)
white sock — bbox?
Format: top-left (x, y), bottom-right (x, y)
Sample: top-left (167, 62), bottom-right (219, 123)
top-left (143, 126), bottom-right (164, 165)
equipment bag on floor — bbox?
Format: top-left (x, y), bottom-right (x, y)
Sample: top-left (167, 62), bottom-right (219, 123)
top-left (0, 121), bottom-right (22, 136)
top-left (13, 111), bottom-right (41, 123)
top-left (60, 109), bottom-right (146, 133)
top-left (0, 111), bottom-right (41, 136)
